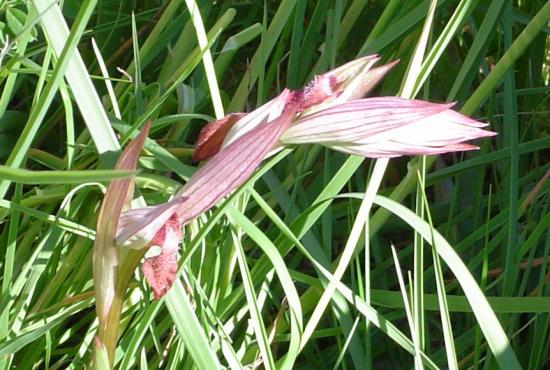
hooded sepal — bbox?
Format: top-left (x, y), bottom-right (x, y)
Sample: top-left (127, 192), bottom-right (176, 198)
top-left (282, 97), bottom-right (495, 158)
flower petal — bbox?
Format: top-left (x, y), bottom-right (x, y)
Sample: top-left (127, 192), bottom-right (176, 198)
top-left (333, 60), bottom-right (399, 103)
top-left (282, 97), bottom-right (453, 145)
top-left (282, 96), bottom-right (495, 158)
top-left (344, 109), bottom-right (494, 146)
top-left (116, 196), bottom-right (187, 248)
top-left (221, 89), bottom-right (291, 148)
top-left (326, 109), bottom-right (495, 158)
top-left (328, 142), bottom-right (482, 158)
top-left (384, 109), bottom-right (495, 146)
top-left (175, 103), bottom-right (298, 224)
top-left (328, 55), bottom-right (380, 87)
top-left (116, 94), bottom-right (299, 250)
top-left (141, 213), bottom-right (182, 299)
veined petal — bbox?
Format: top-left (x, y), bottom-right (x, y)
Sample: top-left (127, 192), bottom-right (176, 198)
top-left (319, 105), bottom-right (495, 158)
top-left (176, 104), bottom-right (298, 224)
top-left (282, 96), bottom-right (495, 158)
top-left (385, 110), bottom-right (495, 146)
top-left (193, 89), bottom-right (291, 162)
top-left (116, 196), bottom-right (187, 248)
top-left (117, 102), bottom-right (299, 248)
top-left (282, 97), bottom-right (453, 145)
top-left (344, 109), bottom-right (493, 146)
top-left (329, 55), bottom-right (380, 83)
top-left (222, 89), bottom-right (291, 148)
top-left (333, 60), bottom-right (399, 103)
top-left (328, 142), bottom-right (482, 158)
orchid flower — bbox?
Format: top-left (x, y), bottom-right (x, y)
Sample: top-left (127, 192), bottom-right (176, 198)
top-left (113, 55), bottom-right (495, 298)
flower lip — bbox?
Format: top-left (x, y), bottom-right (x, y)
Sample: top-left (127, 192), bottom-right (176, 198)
top-left (141, 213), bottom-right (182, 299)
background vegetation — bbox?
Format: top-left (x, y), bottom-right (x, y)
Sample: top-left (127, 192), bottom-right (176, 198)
top-left (0, 0), bottom-right (549, 369)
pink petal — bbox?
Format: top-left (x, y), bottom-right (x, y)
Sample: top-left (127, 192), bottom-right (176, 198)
top-left (116, 196), bottom-right (187, 248)
top-left (328, 55), bottom-right (380, 87)
top-left (175, 102), bottom-right (298, 224)
top-left (386, 109), bottom-right (495, 146)
top-left (333, 60), bottom-right (399, 103)
top-left (221, 90), bottom-right (291, 148)
top-left (141, 213), bottom-right (182, 299)
top-left (346, 110), bottom-right (493, 146)
top-left (328, 142), bottom-right (482, 158)
top-left (282, 96), bottom-right (495, 158)
top-left (282, 97), bottom-right (453, 144)
top-left (116, 93), bottom-right (299, 250)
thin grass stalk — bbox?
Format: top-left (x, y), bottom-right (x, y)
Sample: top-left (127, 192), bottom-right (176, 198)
top-left (0, 0), bottom-right (112, 200)
top-left (406, 0), bottom-right (438, 356)
top-left (131, 14), bottom-right (143, 118)
top-left (363, 222), bottom-right (372, 370)
top-left (91, 38), bottom-right (121, 119)
top-left (418, 173), bottom-right (458, 369)
top-left (500, 2), bottom-right (520, 298)
top-left (249, 190), bottom-right (439, 369)
top-left (31, 0), bottom-right (119, 153)
top-left (232, 229), bottom-right (276, 369)
top-left (0, 7), bottom-right (33, 116)
top-left (184, 0), bottom-right (224, 119)
top-left (300, 158), bottom-right (389, 349)
top-left (228, 0), bottom-right (298, 112)
top-left (391, 247), bottom-right (424, 369)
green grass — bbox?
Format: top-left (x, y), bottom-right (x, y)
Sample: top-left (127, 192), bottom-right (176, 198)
top-left (1, 0), bottom-right (549, 369)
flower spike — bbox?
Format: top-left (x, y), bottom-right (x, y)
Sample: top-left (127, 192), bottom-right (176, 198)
top-left (112, 55), bottom-right (496, 299)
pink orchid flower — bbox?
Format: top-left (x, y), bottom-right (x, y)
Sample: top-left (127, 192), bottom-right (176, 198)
top-left (115, 55), bottom-right (495, 298)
